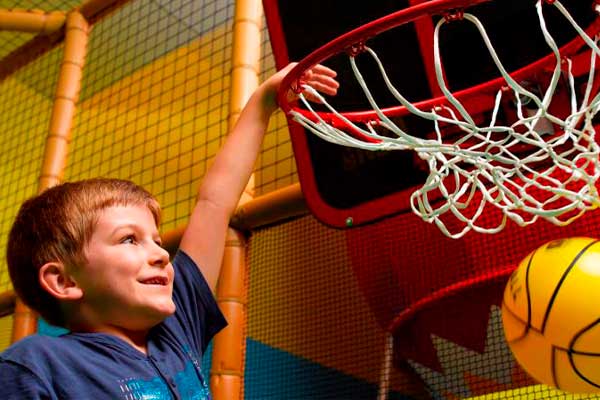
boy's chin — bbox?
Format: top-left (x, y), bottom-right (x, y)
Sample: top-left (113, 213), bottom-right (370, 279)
top-left (161, 300), bottom-right (177, 315)
top-left (133, 302), bottom-right (176, 329)
top-left (133, 308), bottom-right (176, 331)
top-left (152, 301), bottom-right (176, 319)
top-left (161, 303), bottom-right (177, 317)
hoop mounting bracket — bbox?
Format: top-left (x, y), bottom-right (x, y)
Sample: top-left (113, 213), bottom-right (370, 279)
top-left (443, 8), bottom-right (465, 22)
top-left (346, 41), bottom-right (367, 57)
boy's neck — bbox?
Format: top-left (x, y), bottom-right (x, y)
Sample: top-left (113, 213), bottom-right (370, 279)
top-left (108, 327), bottom-right (149, 355)
top-left (69, 321), bottom-right (150, 355)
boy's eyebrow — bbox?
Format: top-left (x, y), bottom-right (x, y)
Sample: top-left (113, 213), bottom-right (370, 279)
top-left (109, 223), bottom-right (159, 238)
top-left (110, 223), bottom-right (137, 235)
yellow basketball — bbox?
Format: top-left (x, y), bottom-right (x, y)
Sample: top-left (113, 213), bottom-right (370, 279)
top-left (502, 237), bottom-right (600, 394)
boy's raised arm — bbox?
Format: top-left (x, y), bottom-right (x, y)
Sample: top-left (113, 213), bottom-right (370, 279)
top-left (179, 63), bottom-right (338, 292)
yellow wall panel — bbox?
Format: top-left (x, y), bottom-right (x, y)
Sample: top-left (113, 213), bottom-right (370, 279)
top-left (248, 217), bottom-right (395, 387)
top-left (68, 23), bottom-right (233, 232)
top-left (0, 314), bottom-right (14, 352)
top-left (0, 76), bottom-right (54, 292)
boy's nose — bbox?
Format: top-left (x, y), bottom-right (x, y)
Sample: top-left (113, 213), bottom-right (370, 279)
top-left (149, 243), bottom-right (170, 267)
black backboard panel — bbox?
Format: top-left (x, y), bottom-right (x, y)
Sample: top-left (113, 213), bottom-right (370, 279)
top-left (263, 0), bottom-right (596, 227)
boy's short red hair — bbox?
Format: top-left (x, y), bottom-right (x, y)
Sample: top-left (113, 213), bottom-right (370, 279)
top-left (7, 178), bottom-right (161, 327)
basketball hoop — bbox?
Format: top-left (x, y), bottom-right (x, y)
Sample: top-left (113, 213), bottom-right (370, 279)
top-left (279, 0), bottom-right (600, 238)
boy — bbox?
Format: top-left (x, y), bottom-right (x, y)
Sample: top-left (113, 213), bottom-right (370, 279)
top-left (0, 63), bottom-right (338, 399)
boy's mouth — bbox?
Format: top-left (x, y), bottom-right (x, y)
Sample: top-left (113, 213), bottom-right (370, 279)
top-left (139, 276), bottom-right (168, 286)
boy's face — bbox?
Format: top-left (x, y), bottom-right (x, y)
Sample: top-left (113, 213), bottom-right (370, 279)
top-left (73, 204), bottom-right (175, 331)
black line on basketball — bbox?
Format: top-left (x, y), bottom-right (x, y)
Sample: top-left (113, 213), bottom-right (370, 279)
top-left (524, 250), bottom-right (535, 328)
top-left (569, 316), bottom-right (600, 352)
top-left (568, 317), bottom-right (600, 388)
top-left (541, 240), bottom-right (600, 334)
top-left (502, 300), bottom-right (538, 344)
top-left (501, 301), bottom-right (539, 332)
top-left (551, 345), bottom-right (558, 389)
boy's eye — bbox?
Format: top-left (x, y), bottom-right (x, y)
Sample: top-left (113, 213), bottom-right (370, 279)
top-left (121, 235), bottom-right (137, 244)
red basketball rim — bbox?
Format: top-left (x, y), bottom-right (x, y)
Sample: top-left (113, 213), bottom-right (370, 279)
top-left (278, 0), bottom-right (600, 125)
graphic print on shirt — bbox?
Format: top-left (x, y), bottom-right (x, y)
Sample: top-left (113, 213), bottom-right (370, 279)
top-left (119, 376), bottom-right (171, 399)
top-left (119, 360), bottom-right (211, 400)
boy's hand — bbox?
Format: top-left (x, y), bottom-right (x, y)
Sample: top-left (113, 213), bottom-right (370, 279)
top-left (293, 63), bottom-right (339, 103)
top-left (263, 63), bottom-right (339, 113)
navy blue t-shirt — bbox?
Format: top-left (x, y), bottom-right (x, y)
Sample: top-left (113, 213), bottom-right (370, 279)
top-left (0, 250), bottom-right (227, 399)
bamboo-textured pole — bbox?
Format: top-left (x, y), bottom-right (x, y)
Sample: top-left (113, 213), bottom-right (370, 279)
top-left (11, 11), bottom-right (89, 344)
top-left (37, 12), bottom-right (89, 190)
top-left (0, 0), bottom-right (130, 83)
top-left (210, 0), bottom-right (263, 398)
top-left (211, 228), bottom-right (248, 399)
top-left (161, 184), bottom-right (309, 254)
top-left (0, 9), bottom-right (65, 33)
top-left (230, 183), bottom-right (306, 231)
top-left (78, 0), bottom-right (130, 25)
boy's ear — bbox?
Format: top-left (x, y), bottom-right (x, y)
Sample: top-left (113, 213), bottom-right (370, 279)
top-left (39, 262), bottom-right (83, 301)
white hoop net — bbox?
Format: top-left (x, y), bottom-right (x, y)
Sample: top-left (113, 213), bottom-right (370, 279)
top-left (290, 0), bottom-right (600, 238)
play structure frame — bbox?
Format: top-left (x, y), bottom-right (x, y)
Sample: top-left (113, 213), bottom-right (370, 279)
top-left (0, 1), bottom-right (309, 398)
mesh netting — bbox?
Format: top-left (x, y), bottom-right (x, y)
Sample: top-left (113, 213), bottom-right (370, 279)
top-left (0, 45), bottom-right (63, 293)
top-left (256, 15), bottom-right (299, 195)
top-left (246, 215), bottom-right (427, 399)
top-left (3, 0), bottom-right (600, 398)
top-left (345, 195), bottom-right (600, 399)
top-left (66, 0), bottom-right (235, 232)
top-left (0, 1), bottom-right (81, 59)
top-left (0, 0), bottom-right (297, 350)
top-left (245, 208), bottom-right (600, 398)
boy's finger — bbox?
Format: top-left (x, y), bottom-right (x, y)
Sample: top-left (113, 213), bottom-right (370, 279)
top-left (308, 81), bottom-right (338, 96)
top-left (304, 74), bottom-right (339, 95)
top-left (303, 72), bottom-right (339, 88)
top-left (310, 64), bottom-right (337, 78)
top-left (314, 75), bottom-right (339, 89)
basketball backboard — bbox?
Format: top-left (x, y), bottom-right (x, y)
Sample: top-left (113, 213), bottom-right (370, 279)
top-left (263, 0), bottom-right (597, 229)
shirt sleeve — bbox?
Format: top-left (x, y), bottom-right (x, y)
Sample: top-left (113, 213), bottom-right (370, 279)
top-left (169, 250), bottom-right (228, 353)
top-left (0, 360), bottom-right (53, 399)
